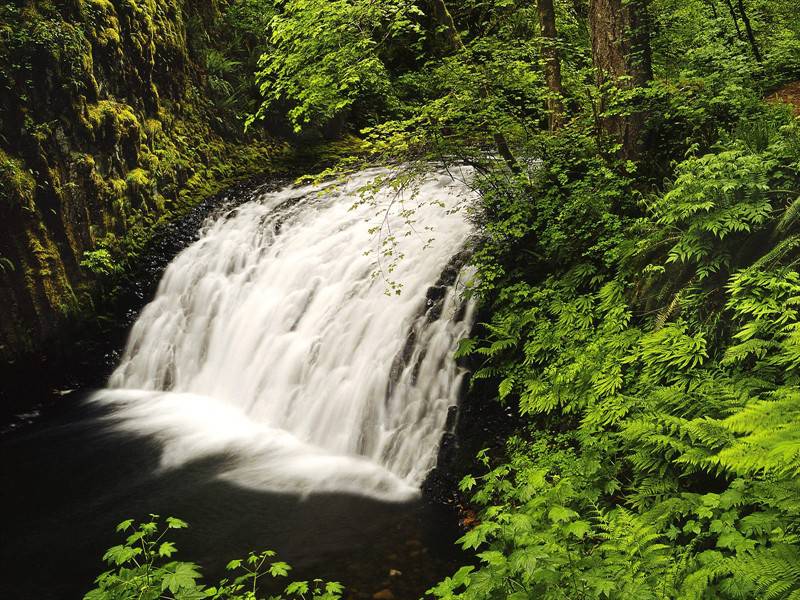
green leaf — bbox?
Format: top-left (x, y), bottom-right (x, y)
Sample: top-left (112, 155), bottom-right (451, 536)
top-left (548, 506), bottom-right (578, 524)
top-left (477, 550), bottom-right (505, 566)
top-left (451, 566), bottom-right (474, 587)
top-left (459, 474), bottom-right (477, 492)
top-left (102, 545), bottom-right (140, 566)
top-left (161, 563), bottom-right (202, 593)
top-left (564, 520), bottom-right (591, 539)
top-left (325, 582), bottom-right (345, 594)
top-left (115, 519), bottom-right (134, 533)
top-left (269, 561), bottom-right (291, 577)
top-left (498, 376), bottom-right (515, 400)
top-left (166, 517), bottom-right (189, 529)
top-left (285, 581), bottom-right (309, 595)
top-left (225, 559), bottom-right (242, 571)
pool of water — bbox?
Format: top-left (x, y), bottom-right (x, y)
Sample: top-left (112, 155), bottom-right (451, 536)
top-left (0, 393), bottom-right (466, 599)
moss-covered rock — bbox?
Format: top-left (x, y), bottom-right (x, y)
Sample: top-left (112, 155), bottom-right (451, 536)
top-left (82, 100), bottom-right (142, 171)
top-left (0, 0), bottom-right (288, 363)
top-left (0, 150), bottom-right (36, 210)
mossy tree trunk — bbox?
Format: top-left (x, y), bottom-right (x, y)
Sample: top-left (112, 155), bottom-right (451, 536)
top-left (538, 0), bottom-right (565, 131)
top-left (589, 0), bottom-right (653, 161)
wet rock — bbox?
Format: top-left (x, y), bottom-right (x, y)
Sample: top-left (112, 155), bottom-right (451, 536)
top-left (458, 507), bottom-right (479, 529)
top-left (373, 589), bottom-right (396, 600)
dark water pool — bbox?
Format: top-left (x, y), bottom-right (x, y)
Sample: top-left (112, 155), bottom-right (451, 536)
top-left (0, 393), bottom-right (466, 599)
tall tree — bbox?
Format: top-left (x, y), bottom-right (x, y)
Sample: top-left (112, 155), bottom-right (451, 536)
top-left (538, 0), bottom-right (565, 131)
top-left (429, 0), bottom-right (519, 171)
top-left (736, 0), bottom-right (763, 62)
top-left (722, 0), bottom-right (745, 40)
top-left (589, 0), bottom-right (653, 160)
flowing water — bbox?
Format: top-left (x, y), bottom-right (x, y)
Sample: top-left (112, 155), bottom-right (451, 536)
top-left (0, 167), bottom-right (479, 598)
top-left (96, 166), bottom-right (476, 499)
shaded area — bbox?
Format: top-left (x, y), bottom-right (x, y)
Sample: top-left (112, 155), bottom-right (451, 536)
top-left (0, 393), bottom-right (466, 600)
top-left (0, 176), bottom-right (281, 428)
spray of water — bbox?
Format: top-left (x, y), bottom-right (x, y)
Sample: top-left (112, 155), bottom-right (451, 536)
top-left (92, 168), bottom-right (477, 500)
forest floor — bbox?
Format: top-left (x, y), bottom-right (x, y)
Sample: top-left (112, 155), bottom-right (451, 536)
top-left (768, 81), bottom-right (800, 115)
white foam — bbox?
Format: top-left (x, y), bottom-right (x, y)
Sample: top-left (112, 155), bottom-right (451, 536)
top-left (92, 167), bottom-right (476, 500)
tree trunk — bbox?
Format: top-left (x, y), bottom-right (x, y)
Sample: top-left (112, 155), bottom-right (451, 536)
top-left (429, 0), bottom-right (519, 171)
top-left (430, 0), bottom-right (462, 51)
top-left (589, 0), bottom-right (653, 160)
top-left (736, 0), bottom-right (762, 62)
top-left (538, 0), bottom-right (565, 131)
top-left (721, 0), bottom-right (744, 40)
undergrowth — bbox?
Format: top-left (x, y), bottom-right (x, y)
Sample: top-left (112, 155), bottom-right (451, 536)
top-left (86, 516), bottom-right (343, 600)
top-left (435, 48), bottom-right (800, 600)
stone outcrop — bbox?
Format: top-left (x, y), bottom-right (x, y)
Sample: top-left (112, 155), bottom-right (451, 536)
top-left (0, 0), bottom-right (285, 359)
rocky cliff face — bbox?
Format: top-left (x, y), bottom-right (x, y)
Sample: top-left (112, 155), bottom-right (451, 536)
top-left (0, 0), bottom-right (285, 360)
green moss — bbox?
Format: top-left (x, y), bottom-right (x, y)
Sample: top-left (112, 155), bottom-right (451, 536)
top-left (138, 150), bottom-right (160, 171)
top-left (21, 220), bottom-right (75, 317)
top-left (125, 167), bottom-right (151, 191)
top-left (109, 178), bottom-right (128, 197)
top-left (84, 100), bottom-right (140, 142)
top-left (0, 150), bottom-right (36, 209)
top-left (2, 9), bottom-right (100, 103)
top-left (97, 26), bottom-right (121, 48)
top-left (83, 0), bottom-right (116, 15)
top-left (73, 152), bottom-right (97, 173)
top-left (29, 238), bottom-right (54, 278)
top-left (0, 0), bottom-right (294, 363)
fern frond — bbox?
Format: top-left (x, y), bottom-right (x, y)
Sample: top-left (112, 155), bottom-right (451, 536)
top-left (749, 234), bottom-right (800, 270)
top-left (774, 197), bottom-right (800, 237)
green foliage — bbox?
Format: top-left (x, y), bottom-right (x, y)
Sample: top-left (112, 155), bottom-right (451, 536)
top-left (0, 148), bottom-right (36, 209)
top-left (80, 248), bottom-right (124, 277)
top-left (238, 3), bottom-right (800, 595)
top-left (424, 3), bottom-right (800, 595)
top-left (249, 0), bottom-right (422, 132)
top-left (440, 104), bottom-right (800, 600)
top-left (6, 0), bottom-right (799, 597)
top-left (205, 49), bottom-right (241, 107)
top-left (86, 516), bottom-right (343, 600)
top-left (0, 4), bottom-right (96, 111)
top-left (0, 0), bottom-right (289, 361)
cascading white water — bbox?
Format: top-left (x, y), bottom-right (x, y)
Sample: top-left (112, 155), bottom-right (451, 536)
top-left (92, 167), bottom-right (476, 501)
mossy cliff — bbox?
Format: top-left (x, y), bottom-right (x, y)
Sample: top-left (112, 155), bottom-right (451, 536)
top-left (0, 0), bottom-right (289, 361)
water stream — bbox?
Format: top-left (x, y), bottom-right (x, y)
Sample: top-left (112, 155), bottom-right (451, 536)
top-left (95, 167), bottom-right (476, 500)
top-left (0, 167), bottom-right (479, 599)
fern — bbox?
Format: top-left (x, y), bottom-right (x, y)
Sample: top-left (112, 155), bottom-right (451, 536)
top-left (774, 197), bottom-right (800, 237)
top-left (726, 546), bottom-right (800, 600)
top-left (437, 74), bottom-right (800, 600)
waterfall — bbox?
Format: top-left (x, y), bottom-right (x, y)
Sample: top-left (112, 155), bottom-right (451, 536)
top-left (92, 167), bottom-right (476, 501)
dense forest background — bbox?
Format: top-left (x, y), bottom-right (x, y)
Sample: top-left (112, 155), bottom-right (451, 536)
top-left (4, 0), bottom-right (800, 598)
